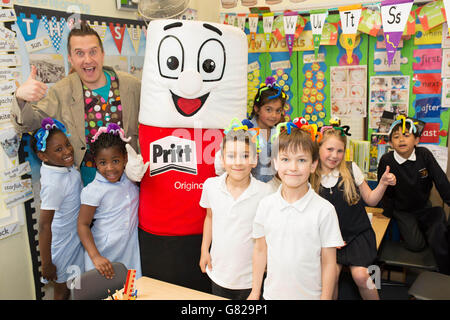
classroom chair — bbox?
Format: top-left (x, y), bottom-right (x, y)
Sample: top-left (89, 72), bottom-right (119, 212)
top-left (378, 240), bottom-right (438, 283)
top-left (70, 262), bottom-right (128, 300)
top-left (408, 271), bottom-right (450, 300)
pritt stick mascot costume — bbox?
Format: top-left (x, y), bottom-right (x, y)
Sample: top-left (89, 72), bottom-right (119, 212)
top-left (126, 20), bottom-right (247, 292)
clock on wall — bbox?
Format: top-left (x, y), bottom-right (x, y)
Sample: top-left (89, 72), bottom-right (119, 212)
top-left (116, 0), bottom-right (138, 11)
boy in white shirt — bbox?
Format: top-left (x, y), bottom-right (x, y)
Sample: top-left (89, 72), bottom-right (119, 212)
top-left (248, 124), bottom-right (344, 300)
top-left (199, 123), bottom-right (273, 299)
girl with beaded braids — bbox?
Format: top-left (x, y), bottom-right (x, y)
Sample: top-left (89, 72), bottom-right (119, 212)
top-left (310, 119), bottom-right (396, 300)
top-left (31, 117), bottom-right (84, 300)
top-left (77, 123), bottom-right (142, 279)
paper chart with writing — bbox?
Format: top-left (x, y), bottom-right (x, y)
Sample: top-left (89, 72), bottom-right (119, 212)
top-left (369, 76), bottom-right (410, 129)
top-left (330, 65), bottom-right (367, 118)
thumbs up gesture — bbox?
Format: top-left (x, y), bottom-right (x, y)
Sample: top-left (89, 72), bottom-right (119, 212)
top-left (380, 166), bottom-right (396, 186)
top-left (16, 65), bottom-right (48, 102)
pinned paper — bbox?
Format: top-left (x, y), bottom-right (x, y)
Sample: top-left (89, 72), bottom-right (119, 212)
top-left (0, 127), bottom-right (20, 161)
top-left (415, 97), bottom-right (442, 118)
top-left (127, 25), bottom-right (142, 55)
top-left (42, 16), bottom-right (67, 53)
top-left (420, 122), bottom-right (444, 144)
top-left (2, 179), bottom-right (32, 193)
top-left (414, 23), bottom-right (442, 45)
top-left (248, 13), bottom-right (259, 51)
top-left (2, 161), bottom-right (31, 180)
top-left (262, 12), bottom-right (274, 50)
top-left (339, 4), bottom-right (362, 64)
top-left (109, 23), bottom-right (126, 54)
top-left (0, 108), bottom-right (11, 123)
top-left (0, 9), bottom-right (16, 22)
top-left (413, 48), bottom-right (442, 70)
top-left (381, 0), bottom-right (414, 66)
top-left (0, 80), bottom-right (16, 95)
top-left (413, 73), bottom-right (442, 94)
top-left (228, 13), bottom-right (236, 27)
top-left (283, 11), bottom-right (298, 56)
top-left (0, 39), bottom-right (18, 52)
top-left (0, 95), bottom-right (13, 108)
top-left (0, 25), bottom-right (15, 42)
top-left (416, 0), bottom-right (445, 32)
top-left (310, 9), bottom-right (328, 58)
top-left (442, 78), bottom-right (450, 107)
top-left (4, 188), bottom-right (33, 209)
top-left (0, 222), bottom-right (20, 241)
top-left (237, 13), bottom-right (246, 32)
top-left (25, 35), bottom-right (52, 53)
top-left (16, 13), bottom-right (40, 42)
top-left (0, 53), bottom-right (20, 67)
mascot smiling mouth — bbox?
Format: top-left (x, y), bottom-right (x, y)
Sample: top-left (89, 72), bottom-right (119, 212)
top-left (170, 90), bottom-right (210, 117)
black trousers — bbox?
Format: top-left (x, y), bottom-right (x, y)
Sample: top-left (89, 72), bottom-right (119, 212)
top-left (211, 280), bottom-right (251, 300)
top-left (138, 228), bottom-right (212, 293)
top-left (393, 206), bottom-right (450, 275)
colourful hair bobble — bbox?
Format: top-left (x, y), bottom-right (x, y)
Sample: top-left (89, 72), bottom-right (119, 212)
top-left (271, 117), bottom-right (322, 143)
top-left (388, 115), bottom-right (418, 136)
top-left (320, 117), bottom-right (351, 137)
top-left (91, 123), bottom-right (131, 143)
top-left (255, 76), bottom-right (287, 103)
top-left (224, 118), bottom-right (262, 153)
top-left (34, 117), bottom-right (70, 152)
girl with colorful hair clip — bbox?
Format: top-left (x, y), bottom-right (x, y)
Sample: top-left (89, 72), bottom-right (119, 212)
top-left (200, 120), bottom-right (273, 299)
top-left (310, 122), bottom-right (396, 300)
top-left (77, 123), bottom-right (142, 280)
top-left (247, 76), bottom-right (288, 182)
top-left (31, 117), bottom-right (84, 300)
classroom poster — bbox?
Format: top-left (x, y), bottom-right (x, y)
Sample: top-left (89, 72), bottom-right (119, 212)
top-left (442, 49), bottom-right (450, 77)
top-left (330, 65), bottom-right (367, 118)
top-left (369, 75), bottom-right (410, 128)
top-left (442, 78), bottom-right (450, 108)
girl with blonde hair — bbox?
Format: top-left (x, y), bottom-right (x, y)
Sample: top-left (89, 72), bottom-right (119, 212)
top-left (311, 123), bottom-right (396, 300)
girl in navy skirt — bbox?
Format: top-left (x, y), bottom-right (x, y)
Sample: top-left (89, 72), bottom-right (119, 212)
top-left (311, 122), bottom-right (396, 300)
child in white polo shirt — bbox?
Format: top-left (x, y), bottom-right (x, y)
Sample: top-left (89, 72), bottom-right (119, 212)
top-left (248, 122), bottom-right (344, 300)
top-left (199, 120), bottom-right (273, 299)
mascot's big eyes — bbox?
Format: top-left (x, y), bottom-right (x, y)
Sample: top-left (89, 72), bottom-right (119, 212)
top-left (158, 35), bottom-right (184, 79)
top-left (167, 56), bottom-right (180, 70)
top-left (202, 59), bottom-right (215, 73)
top-left (198, 39), bottom-right (225, 82)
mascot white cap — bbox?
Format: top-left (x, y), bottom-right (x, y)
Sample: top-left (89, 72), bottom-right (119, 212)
top-left (136, 19), bottom-right (247, 291)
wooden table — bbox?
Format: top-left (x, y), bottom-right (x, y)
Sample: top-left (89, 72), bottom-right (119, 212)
top-left (366, 207), bottom-right (391, 249)
top-left (130, 277), bottom-right (228, 300)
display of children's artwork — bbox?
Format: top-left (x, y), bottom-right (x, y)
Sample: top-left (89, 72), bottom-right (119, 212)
top-left (330, 65), bottom-right (367, 118)
top-left (369, 76), bottom-right (410, 129)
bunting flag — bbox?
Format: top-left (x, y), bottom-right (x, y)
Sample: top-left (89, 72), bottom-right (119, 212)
top-left (295, 15), bottom-right (307, 39)
top-left (263, 12), bottom-right (274, 50)
top-left (416, 0), bottom-right (445, 32)
top-left (443, 0), bottom-right (450, 35)
top-left (339, 4), bottom-right (362, 64)
top-left (16, 13), bottom-right (40, 42)
top-left (248, 13), bottom-right (259, 50)
top-left (283, 11), bottom-right (298, 56)
top-left (381, 0), bottom-right (414, 66)
top-left (41, 16), bottom-right (66, 53)
top-left (358, 6), bottom-right (382, 37)
top-left (127, 24), bottom-right (142, 54)
top-left (237, 13), bottom-right (246, 32)
top-left (310, 9), bottom-right (328, 58)
top-left (88, 21), bottom-right (107, 42)
top-left (109, 22), bottom-right (126, 54)
top-left (67, 15), bottom-right (82, 30)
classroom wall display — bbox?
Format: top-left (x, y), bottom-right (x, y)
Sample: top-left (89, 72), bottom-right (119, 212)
top-left (222, 1), bottom-right (449, 172)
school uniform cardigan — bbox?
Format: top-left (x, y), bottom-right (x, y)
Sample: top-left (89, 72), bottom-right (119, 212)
top-left (377, 147), bottom-right (450, 217)
top-left (11, 66), bottom-right (141, 168)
